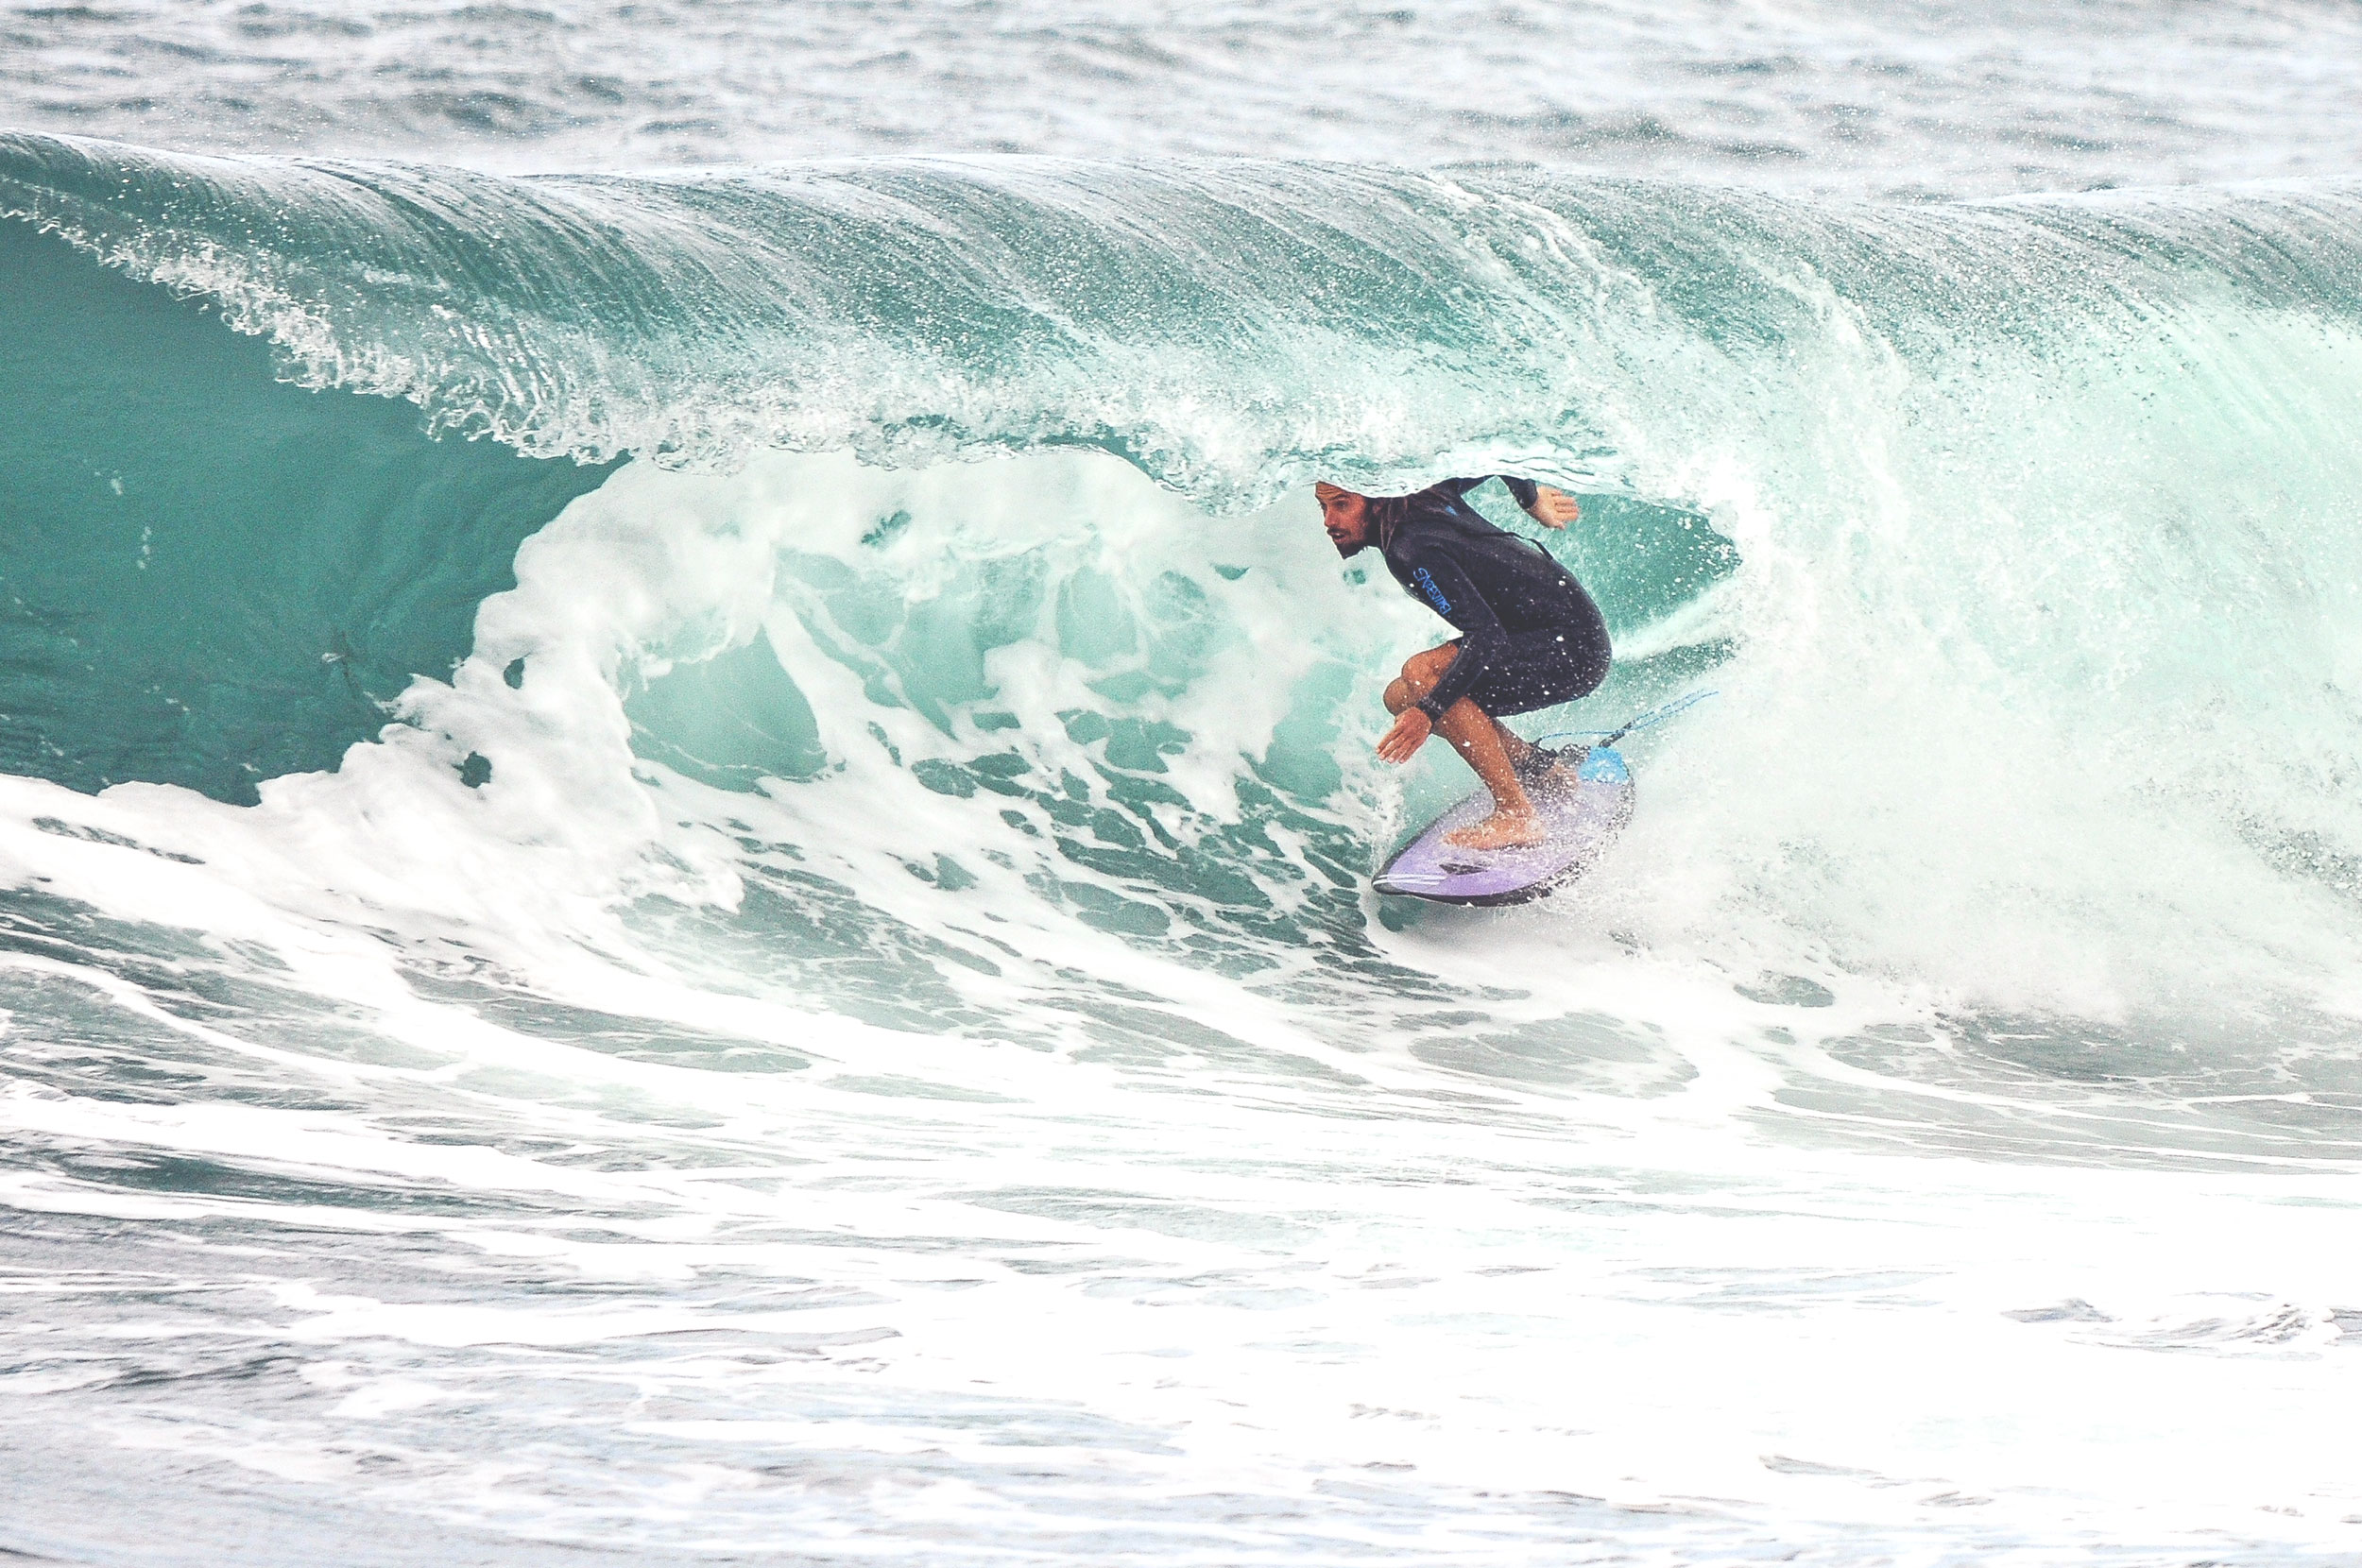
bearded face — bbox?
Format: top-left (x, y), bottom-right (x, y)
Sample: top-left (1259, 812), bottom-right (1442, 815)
top-left (1316, 482), bottom-right (1373, 556)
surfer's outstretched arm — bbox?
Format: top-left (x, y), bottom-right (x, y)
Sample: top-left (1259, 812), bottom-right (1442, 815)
top-left (1435, 476), bottom-right (1581, 529)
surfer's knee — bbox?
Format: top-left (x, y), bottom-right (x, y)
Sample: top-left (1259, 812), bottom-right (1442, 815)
top-left (1386, 647), bottom-right (1455, 713)
top-left (1398, 647), bottom-right (1451, 692)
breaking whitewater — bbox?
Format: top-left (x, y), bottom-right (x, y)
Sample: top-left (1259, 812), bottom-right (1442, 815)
top-left (5, 129), bottom-right (2362, 1564)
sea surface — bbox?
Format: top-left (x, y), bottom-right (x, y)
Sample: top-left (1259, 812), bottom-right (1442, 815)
top-left (5, 5), bottom-right (2362, 1564)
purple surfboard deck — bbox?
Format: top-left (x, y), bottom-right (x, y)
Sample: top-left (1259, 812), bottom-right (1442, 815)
top-left (1373, 746), bottom-right (1634, 906)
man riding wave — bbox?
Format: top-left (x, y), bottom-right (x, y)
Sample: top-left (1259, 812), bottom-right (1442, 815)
top-left (1316, 476), bottom-right (1610, 850)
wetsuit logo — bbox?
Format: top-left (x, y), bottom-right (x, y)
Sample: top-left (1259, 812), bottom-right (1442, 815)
top-left (1412, 566), bottom-right (1451, 615)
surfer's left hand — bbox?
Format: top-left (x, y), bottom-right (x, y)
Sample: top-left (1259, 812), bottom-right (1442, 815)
top-left (1525, 486), bottom-right (1580, 529)
top-left (1377, 707), bottom-right (1432, 764)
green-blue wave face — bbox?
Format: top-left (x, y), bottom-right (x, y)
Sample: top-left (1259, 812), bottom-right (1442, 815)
top-left (0, 221), bottom-right (617, 802)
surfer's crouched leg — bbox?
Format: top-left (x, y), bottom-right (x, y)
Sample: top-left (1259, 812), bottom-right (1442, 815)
top-left (1388, 647), bottom-right (1547, 850)
top-left (1392, 649), bottom-right (1566, 794)
top-left (1388, 647), bottom-right (1526, 753)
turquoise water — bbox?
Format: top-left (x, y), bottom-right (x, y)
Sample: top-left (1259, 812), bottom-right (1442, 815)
top-left (5, 37), bottom-right (2362, 1564)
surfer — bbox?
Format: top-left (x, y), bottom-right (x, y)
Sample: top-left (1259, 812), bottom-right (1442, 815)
top-left (1318, 477), bottom-right (1610, 850)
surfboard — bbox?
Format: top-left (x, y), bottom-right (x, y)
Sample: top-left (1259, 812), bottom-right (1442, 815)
top-left (1372, 746), bottom-right (1633, 906)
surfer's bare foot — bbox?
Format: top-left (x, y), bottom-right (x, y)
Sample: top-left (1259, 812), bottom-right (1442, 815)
top-left (1445, 810), bottom-right (1548, 850)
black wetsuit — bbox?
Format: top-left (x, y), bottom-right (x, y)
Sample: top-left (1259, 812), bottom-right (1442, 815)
top-left (1370, 477), bottom-right (1611, 723)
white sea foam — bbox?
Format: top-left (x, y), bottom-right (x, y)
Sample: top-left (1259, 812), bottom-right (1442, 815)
top-left (7, 443), bottom-right (2362, 1559)
top-left (7, 9), bottom-right (2362, 1562)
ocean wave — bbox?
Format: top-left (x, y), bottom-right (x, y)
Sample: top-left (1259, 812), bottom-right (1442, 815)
top-left (9, 126), bottom-right (2362, 1564)
top-left (7, 131), bottom-right (2362, 1023)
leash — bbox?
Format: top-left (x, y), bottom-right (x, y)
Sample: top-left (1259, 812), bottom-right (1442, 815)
top-left (1537, 687), bottom-right (1718, 751)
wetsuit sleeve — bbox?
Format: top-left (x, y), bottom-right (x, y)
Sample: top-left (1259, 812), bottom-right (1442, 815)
top-left (1438, 475), bottom-right (1543, 510)
top-left (1395, 541), bottom-right (1510, 721)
